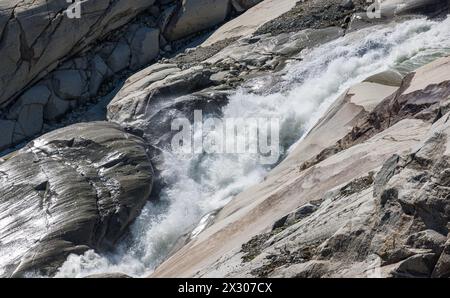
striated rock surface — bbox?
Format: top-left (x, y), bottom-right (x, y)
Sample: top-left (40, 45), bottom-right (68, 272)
top-left (0, 122), bottom-right (154, 277)
top-left (0, 0), bottom-right (157, 109)
top-left (0, 0), bottom-right (263, 152)
top-left (164, 0), bottom-right (231, 41)
top-left (151, 56), bottom-right (450, 278)
top-left (0, 0), bottom-right (449, 279)
top-left (202, 0), bottom-right (297, 46)
top-left (0, 0), bottom-right (161, 151)
top-left (107, 24), bottom-right (344, 195)
top-left (2, 0), bottom-right (445, 152)
top-left (107, 26), bottom-right (345, 135)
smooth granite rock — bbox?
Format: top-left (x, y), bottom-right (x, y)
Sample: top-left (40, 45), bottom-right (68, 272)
top-left (0, 122), bottom-right (154, 277)
top-left (164, 0), bottom-right (231, 41)
top-left (0, 0), bottom-right (157, 109)
top-left (151, 57), bottom-right (450, 278)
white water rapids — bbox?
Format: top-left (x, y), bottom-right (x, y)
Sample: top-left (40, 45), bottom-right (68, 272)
top-left (54, 16), bottom-right (450, 278)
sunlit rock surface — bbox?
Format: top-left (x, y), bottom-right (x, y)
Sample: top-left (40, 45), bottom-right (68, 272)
top-left (0, 0), bottom-right (449, 278)
top-left (0, 122), bottom-right (153, 277)
top-left (0, 0), bottom-right (262, 151)
top-left (151, 57), bottom-right (450, 278)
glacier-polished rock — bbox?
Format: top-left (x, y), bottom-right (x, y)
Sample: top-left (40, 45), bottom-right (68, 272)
top-left (0, 122), bottom-right (154, 277)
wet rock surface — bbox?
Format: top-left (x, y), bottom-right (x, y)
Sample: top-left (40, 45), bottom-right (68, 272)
top-left (302, 58), bottom-right (450, 170)
top-left (107, 25), bottom-right (345, 132)
top-left (0, 122), bottom-right (154, 277)
top-left (151, 56), bottom-right (450, 278)
top-left (106, 24), bottom-right (344, 197)
top-left (0, 0), bottom-right (449, 279)
top-left (241, 59), bottom-right (450, 278)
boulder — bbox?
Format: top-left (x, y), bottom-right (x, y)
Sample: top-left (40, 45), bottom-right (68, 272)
top-left (164, 0), bottom-right (231, 41)
top-left (114, 25), bottom-right (344, 131)
top-left (151, 57), bottom-right (450, 278)
top-left (433, 238), bottom-right (450, 277)
top-left (202, 0), bottom-right (298, 46)
top-left (0, 85), bottom-right (51, 150)
top-left (107, 65), bottom-right (214, 127)
top-left (106, 41), bottom-right (131, 73)
top-left (0, 0), bottom-right (157, 108)
top-left (107, 63), bottom-right (228, 195)
top-left (272, 203), bottom-right (319, 230)
top-left (129, 27), bottom-right (160, 70)
top-left (51, 70), bottom-right (87, 99)
top-left (0, 122), bottom-right (154, 277)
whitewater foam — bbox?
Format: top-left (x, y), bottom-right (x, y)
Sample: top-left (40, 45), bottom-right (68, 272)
top-left (55, 16), bottom-right (450, 278)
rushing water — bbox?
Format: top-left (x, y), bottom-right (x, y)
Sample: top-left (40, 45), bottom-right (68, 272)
top-left (54, 16), bottom-right (450, 277)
